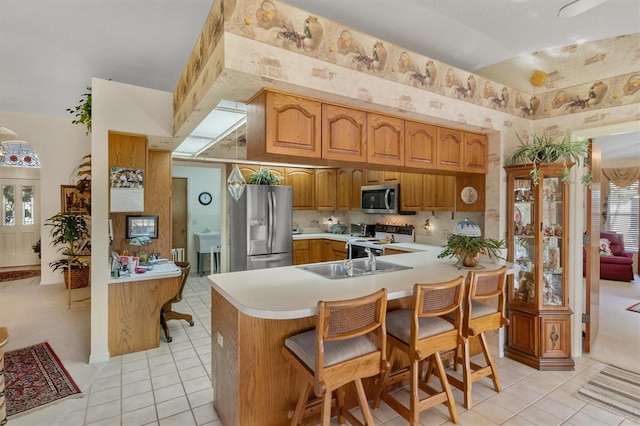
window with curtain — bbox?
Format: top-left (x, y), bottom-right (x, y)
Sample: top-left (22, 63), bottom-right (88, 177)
top-left (606, 180), bottom-right (639, 251)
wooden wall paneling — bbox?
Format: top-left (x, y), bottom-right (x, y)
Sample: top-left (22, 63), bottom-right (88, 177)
top-left (108, 132), bottom-right (148, 255)
top-left (405, 120), bottom-right (437, 169)
top-left (147, 150), bottom-right (173, 258)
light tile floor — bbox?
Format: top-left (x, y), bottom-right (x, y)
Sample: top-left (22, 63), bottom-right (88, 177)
top-left (2, 272), bottom-right (638, 426)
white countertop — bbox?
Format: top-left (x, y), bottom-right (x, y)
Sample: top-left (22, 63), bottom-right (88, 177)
top-left (108, 261), bottom-right (181, 284)
top-left (208, 251), bottom-right (517, 320)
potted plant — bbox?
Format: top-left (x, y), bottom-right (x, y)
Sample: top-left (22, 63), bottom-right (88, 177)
top-left (505, 133), bottom-right (591, 186)
top-left (438, 234), bottom-right (505, 268)
top-left (246, 168), bottom-right (283, 185)
top-left (45, 211), bottom-right (91, 289)
top-left (66, 86), bottom-right (92, 134)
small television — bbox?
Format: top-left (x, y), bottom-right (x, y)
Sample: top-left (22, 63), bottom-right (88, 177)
top-left (126, 215), bottom-right (158, 239)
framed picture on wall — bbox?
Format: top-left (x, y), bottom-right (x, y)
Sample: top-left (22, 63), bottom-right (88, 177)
top-left (61, 185), bottom-right (91, 215)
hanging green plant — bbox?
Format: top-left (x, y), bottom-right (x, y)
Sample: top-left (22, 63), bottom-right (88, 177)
top-left (505, 133), bottom-right (592, 186)
top-left (246, 168), bottom-right (283, 185)
top-left (66, 86), bottom-right (92, 134)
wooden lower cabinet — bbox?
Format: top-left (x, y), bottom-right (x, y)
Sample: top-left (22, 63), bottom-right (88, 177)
top-left (292, 240), bottom-right (309, 265)
top-left (383, 248), bottom-right (409, 256)
top-left (322, 240), bottom-right (347, 262)
top-left (293, 239), bottom-right (324, 265)
top-left (505, 309), bottom-right (574, 370)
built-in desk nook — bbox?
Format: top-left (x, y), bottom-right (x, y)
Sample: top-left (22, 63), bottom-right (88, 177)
top-left (208, 251), bottom-right (517, 425)
top-left (108, 262), bottom-right (181, 356)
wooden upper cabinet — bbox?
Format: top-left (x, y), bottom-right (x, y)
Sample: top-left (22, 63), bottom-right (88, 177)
top-left (463, 132), bottom-right (488, 174)
top-left (236, 164), bottom-right (285, 183)
top-left (284, 168), bottom-right (315, 210)
top-left (366, 113), bottom-right (404, 166)
top-left (315, 169), bottom-right (337, 210)
top-left (364, 170), bottom-right (400, 185)
top-left (351, 169), bottom-right (363, 210)
top-left (322, 104), bottom-right (367, 162)
top-left (247, 90), bottom-right (322, 160)
top-left (336, 169), bottom-right (352, 210)
top-left (423, 174), bottom-right (456, 211)
top-left (405, 120), bottom-right (437, 169)
top-left (399, 173), bottom-right (423, 212)
top-left (436, 126), bottom-right (463, 172)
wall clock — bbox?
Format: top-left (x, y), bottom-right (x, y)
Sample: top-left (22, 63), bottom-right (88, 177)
top-left (198, 191), bottom-right (212, 205)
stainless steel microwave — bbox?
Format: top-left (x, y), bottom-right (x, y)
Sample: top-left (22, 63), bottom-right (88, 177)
top-left (361, 184), bottom-right (400, 214)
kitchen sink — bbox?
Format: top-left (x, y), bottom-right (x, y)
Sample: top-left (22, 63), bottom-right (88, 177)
top-left (297, 259), bottom-right (412, 280)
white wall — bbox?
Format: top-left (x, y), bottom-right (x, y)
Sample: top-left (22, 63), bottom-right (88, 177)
top-left (90, 78), bottom-right (173, 363)
top-left (0, 110), bottom-right (90, 284)
top-left (172, 162), bottom-right (223, 271)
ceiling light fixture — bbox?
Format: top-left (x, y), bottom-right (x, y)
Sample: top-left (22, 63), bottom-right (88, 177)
top-left (558, 0), bottom-right (609, 18)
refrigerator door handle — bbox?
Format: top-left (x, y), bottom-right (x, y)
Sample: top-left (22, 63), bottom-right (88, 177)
top-left (267, 188), bottom-right (274, 251)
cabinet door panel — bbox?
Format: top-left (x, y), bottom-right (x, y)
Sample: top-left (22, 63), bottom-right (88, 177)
top-left (315, 169), bottom-right (337, 210)
top-left (322, 104), bottom-right (367, 162)
top-left (266, 92), bottom-right (322, 158)
top-left (540, 316), bottom-right (571, 358)
top-left (285, 168), bottom-right (315, 210)
top-left (423, 174), bottom-right (455, 211)
top-left (405, 120), bottom-right (436, 169)
top-left (400, 173), bottom-right (423, 211)
top-left (367, 113), bottom-right (404, 166)
top-left (508, 310), bottom-right (539, 356)
top-left (336, 169), bottom-right (352, 210)
top-left (436, 127), bottom-right (463, 171)
top-left (464, 132), bottom-right (488, 173)
top-left (309, 240), bottom-right (323, 263)
top-left (351, 169), bottom-right (363, 210)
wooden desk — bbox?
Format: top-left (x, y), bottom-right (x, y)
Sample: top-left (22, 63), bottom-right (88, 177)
top-left (108, 270), bottom-right (180, 356)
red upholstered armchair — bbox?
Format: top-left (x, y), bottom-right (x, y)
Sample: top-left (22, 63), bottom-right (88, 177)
top-left (583, 231), bottom-right (634, 281)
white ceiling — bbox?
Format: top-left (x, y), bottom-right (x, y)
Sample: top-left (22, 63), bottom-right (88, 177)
top-left (1, 0), bottom-right (639, 161)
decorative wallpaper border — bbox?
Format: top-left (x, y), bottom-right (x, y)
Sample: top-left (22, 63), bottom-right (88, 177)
top-left (172, 0), bottom-right (640, 132)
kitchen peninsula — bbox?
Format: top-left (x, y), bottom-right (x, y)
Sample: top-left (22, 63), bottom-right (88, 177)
top-left (209, 250), bottom-right (516, 425)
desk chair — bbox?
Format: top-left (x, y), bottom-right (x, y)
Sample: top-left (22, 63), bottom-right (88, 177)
top-left (446, 266), bottom-right (508, 409)
top-left (283, 289), bottom-right (388, 426)
top-left (373, 277), bottom-right (465, 425)
top-left (160, 261), bottom-right (194, 343)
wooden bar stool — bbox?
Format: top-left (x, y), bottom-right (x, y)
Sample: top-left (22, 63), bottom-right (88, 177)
top-left (0, 327), bottom-right (8, 426)
top-left (446, 266), bottom-right (508, 409)
top-left (373, 276), bottom-right (465, 425)
top-left (282, 289), bottom-right (388, 426)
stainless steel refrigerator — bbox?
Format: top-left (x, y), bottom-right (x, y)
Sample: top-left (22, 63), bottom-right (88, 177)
top-left (230, 185), bottom-right (293, 271)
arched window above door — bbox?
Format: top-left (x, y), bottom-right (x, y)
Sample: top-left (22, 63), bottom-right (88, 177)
top-left (0, 141), bottom-right (40, 167)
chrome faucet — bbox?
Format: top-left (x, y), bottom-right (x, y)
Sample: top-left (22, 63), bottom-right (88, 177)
top-left (344, 240), bottom-right (354, 276)
top-left (364, 247), bottom-right (376, 272)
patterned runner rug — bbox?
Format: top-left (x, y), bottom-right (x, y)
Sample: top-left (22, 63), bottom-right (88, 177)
top-left (0, 270), bottom-right (40, 282)
top-left (627, 301), bottom-right (640, 313)
top-left (4, 342), bottom-right (81, 417)
top-left (576, 365), bottom-right (640, 422)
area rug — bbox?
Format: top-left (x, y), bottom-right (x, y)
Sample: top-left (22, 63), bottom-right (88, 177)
top-left (575, 365), bottom-right (640, 422)
top-left (627, 301), bottom-right (640, 313)
top-left (0, 270), bottom-right (40, 282)
top-left (4, 342), bottom-right (81, 418)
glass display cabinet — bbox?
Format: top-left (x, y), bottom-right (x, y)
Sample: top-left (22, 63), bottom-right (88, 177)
top-left (504, 163), bottom-right (574, 370)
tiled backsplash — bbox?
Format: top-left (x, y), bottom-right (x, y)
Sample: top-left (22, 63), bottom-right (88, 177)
top-left (293, 210), bottom-right (485, 246)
